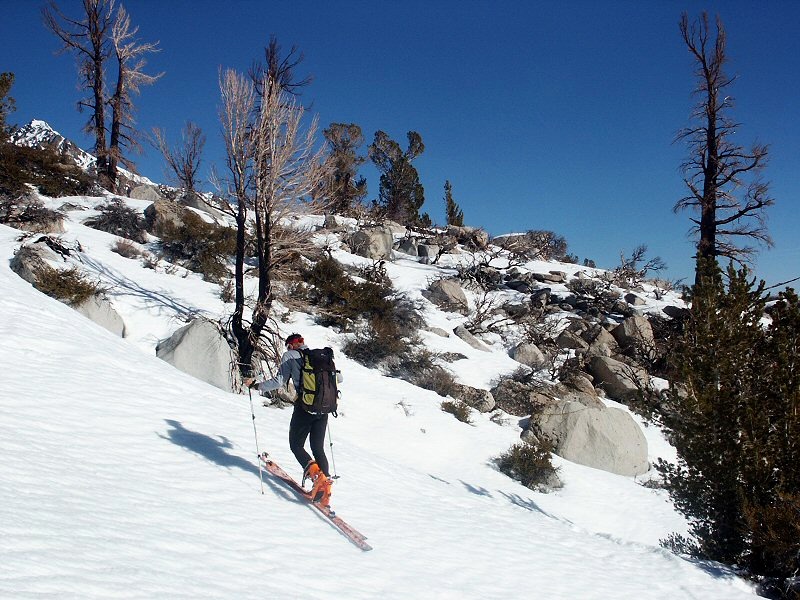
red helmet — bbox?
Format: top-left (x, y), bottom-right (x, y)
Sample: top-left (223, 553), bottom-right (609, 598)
top-left (285, 333), bottom-right (304, 347)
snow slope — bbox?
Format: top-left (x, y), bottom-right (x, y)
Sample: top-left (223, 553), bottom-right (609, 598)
top-left (0, 206), bottom-right (757, 598)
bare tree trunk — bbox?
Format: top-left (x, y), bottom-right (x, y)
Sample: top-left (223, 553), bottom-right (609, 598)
top-left (675, 12), bottom-right (774, 286)
top-left (217, 69), bottom-right (257, 373)
top-left (43, 0), bottom-right (114, 185)
top-left (109, 4), bottom-right (162, 189)
top-left (152, 122), bottom-right (205, 201)
top-left (44, 2), bottom-right (161, 192)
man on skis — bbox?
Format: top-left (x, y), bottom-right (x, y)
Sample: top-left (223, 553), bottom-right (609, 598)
top-left (244, 333), bottom-right (339, 507)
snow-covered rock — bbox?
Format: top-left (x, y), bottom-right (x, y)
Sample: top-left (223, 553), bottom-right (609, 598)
top-left (155, 318), bottom-right (238, 392)
top-left (531, 400), bottom-right (649, 476)
top-left (74, 294), bottom-right (126, 337)
top-left (422, 278), bottom-right (469, 314)
top-left (588, 355), bottom-right (649, 400)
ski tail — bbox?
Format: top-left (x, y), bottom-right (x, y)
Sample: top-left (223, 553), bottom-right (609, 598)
top-left (259, 453), bottom-right (372, 551)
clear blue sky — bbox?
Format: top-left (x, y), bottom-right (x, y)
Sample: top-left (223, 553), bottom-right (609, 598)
top-left (2, 1), bottom-right (798, 287)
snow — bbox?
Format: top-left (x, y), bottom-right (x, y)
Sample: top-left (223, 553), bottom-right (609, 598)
top-left (0, 194), bottom-right (756, 598)
top-left (11, 120), bottom-right (157, 186)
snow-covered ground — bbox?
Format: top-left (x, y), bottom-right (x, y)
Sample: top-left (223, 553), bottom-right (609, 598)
top-left (0, 195), bottom-right (758, 599)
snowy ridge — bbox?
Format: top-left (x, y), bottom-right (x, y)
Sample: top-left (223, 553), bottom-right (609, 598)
top-left (0, 192), bottom-right (758, 598)
top-left (10, 120), bottom-right (156, 186)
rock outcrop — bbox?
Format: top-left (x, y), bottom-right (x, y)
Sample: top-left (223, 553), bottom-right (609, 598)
top-left (156, 319), bottom-right (238, 392)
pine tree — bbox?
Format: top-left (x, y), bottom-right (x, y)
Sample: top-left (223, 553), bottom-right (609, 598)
top-left (321, 123), bottom-right (367, 215)
top-left (658, 258), bottom-right (800, 596)
top-left (0, 72), bottom-right (15, 141)
top-left (368, 130), bottom-right (425, 225)
top-left (444, 180), bottom-right (463, 226)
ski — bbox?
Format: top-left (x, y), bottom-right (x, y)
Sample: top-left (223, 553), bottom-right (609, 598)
top-left (259, 453), bottom-right (373, 552)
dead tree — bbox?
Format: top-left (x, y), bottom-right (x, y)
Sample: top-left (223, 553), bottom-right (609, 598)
top-left (0, 72), bottom-right (16, 139)
top-left (218, 70), bottom-right (330, 374)
top-left (44, 1), bottom-right (161, 192)
top-left (250, 35), bottom-right (312, 101)
top-left (216, 68), bottom-right (256, 368)
top-left (675, 12), bottom-right (774, 279)
top-left (108, 4), bottom-right (163, 188)
top-left (152, 121), bottom-right (205, 200)
top-left (43, 0), bottom-right (114, 185)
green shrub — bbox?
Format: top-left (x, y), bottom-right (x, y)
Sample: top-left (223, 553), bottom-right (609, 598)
top-left (303, 256), bottom-right (410, 332)
top-left (35, 265), bottom-right (103, 306)
top-left (497, 441), bottom-right (559, 490)
top-left (441, 399), bottom-right (472, 424)
top-left (159, 211), bottom-right (236, 282)
top-left (85, 198), bottom-right (147, 243)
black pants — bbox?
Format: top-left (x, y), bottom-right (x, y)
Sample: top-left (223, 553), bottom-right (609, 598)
top-left (289, 403), bottom-right (329, 476)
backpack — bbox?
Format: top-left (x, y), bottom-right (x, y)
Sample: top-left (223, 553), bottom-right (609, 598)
top-left (298, 347), bottom-right (340, 414)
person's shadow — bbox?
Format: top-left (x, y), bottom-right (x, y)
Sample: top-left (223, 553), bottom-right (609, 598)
top-left (159, 419), bottom-right (261, 477)
top-left (159, 419), bottom-right (302, 504)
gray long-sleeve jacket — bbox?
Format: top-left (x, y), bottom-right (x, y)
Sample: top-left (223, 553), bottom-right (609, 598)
top-left (256, 345), bottom-right (343, 397)
top-left (256, 345), bottom-right (307, 394)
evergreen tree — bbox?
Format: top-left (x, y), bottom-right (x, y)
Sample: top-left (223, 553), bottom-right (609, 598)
top-left (444, 180), bottom-right (463, 226)
top-left (321, 123), bottom-right (367, 215)
top-left (368, 130), bottom-right (425, 225)
top-left (0, 72), bottom-right (15, 141)
top-left (658, 258), bottom-right (800, 596)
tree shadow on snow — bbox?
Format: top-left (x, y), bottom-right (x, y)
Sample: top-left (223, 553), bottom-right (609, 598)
top-left (498, 491), bottom-right (560, 521)
top-left (81, 255), bottom-right (202, 320)
top-left (460, 480), bottom-right (493, 497)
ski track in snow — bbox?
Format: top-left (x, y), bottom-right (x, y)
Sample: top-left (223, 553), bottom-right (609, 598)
top-left (0, 214), bottom-right (757, 599)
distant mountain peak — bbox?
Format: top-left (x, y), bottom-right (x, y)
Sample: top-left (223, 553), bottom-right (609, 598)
top-left (10, 119), bottom-right (96, 170)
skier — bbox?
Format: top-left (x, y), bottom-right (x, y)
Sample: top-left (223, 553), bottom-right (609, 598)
top-left (244, 333), bottom-right (339, 507)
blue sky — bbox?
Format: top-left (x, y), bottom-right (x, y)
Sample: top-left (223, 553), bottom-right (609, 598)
top-left (2, 1), bottom-right (798, 287)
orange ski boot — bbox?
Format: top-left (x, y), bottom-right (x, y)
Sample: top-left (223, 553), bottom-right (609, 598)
top-left (302, 461), bottom-right (322, 489)
top-left (311, 473), bottom-right (332, 508)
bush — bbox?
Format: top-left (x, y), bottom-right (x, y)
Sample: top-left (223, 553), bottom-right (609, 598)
top-left (0, 142), bottom-right (93, 198)
top-left (303, 256), bottom-right (413, 333)
top-left (489, 376), bottom-right (546, 416)
top-left (220, 278), bottom-right (235, 303)
top-left (497, 441), bottom-right (559, 490)
top-left (0, 193), bottom-right (64, 232)
top-left (85, 198), bottom-right (147, 243)
top-left (158, 211), bottom-right (236, 282)
top-left (441, 399), bottom-right (472, 424)
top-left (612, 244), bottom-right (666, 287)
top-left (111, 238), bottom-right (144, 259)
top-left (341, 318), bottom-right (412, 367)
top-left (497, 230), bottom-right (568, 261)
top-left (565, 277), bottom-right (621, 315)
top-left (34, 265), bottom-right (103, 306)
top-left (415, 363), bottom-right (459, 398)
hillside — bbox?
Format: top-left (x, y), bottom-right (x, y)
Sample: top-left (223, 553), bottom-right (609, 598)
top-left (0, 124), bottom-right (759, 598)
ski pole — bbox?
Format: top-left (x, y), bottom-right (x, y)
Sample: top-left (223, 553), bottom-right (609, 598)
top-left (248, 387), bottom-right (265, 494)
top-left (327, 419), bottom-right (339, 479)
